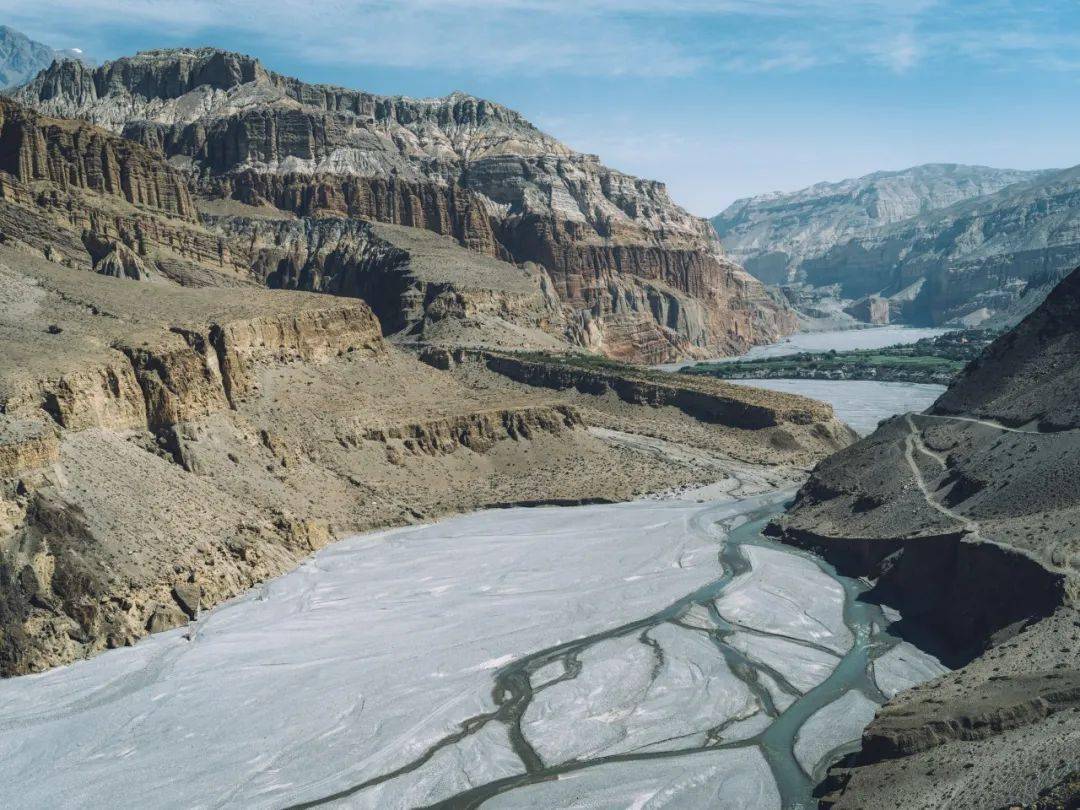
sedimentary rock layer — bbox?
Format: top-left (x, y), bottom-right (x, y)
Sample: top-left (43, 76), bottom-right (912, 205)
top-left (478, 352), bottom-right (832, 431)
top-left (0, 97), bottom-right (195, 220)
top-left (16, 49), bottom-right (794, 361)
top-left (0, 243), bottom-right (848, 677)
top-left (0, 96), bottom-right (573, 353)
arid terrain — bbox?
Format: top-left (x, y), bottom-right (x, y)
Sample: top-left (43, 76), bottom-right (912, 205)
top-left (0, 87), bottom-right (852, 676)
top-left (772, 267), bottom-right (1080, 808)
top-left (0, 27), bottom-right (1076, 810)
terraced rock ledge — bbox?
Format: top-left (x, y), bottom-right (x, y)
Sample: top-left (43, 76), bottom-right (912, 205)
top-left (0, 245), bottom-right (851, 677)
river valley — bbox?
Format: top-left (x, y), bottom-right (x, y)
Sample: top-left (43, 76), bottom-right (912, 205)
top-left (0, 334), bottom-right (952, 810)
top-left (0, 484), bottom-right (946, 809)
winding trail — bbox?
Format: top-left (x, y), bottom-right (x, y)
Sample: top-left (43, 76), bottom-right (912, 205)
top-left (903, 413), bottom-right (984, 538)
top-left (917, 412), bottom-right (1070, 435)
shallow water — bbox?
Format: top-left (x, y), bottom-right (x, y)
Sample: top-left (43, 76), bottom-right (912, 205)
top-left (0, 338), bottom-right (951, 808)
top-left (727, 378), bottom-right (946, 435)
top-left (655, 326), bottom-right (950, 434)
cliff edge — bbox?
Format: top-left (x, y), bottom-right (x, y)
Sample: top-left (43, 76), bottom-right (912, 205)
top-left (14, 49), bottom-right (795, 362)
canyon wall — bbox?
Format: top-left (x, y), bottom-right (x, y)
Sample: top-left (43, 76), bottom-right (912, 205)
top-left (0, 245), bottom-right (847, 676)
top-left (0, 97), bottom-right (195, 220)
top-left (15, 49), bottom-right (794, 361)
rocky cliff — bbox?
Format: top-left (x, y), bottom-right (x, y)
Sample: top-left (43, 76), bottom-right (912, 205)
top-left (712, 164), bottom-right (1045, 286)
top-left (770, 267), bottom-right (1080, 809)
top-left (0, 113), bottom-right (850, 676)
top-left (0, 97), bottom-right (195, 220)
top-left (211, 215), bottom-right (569, 347)
top-left (14, 49), bottom-right (794, 362)
top-left (0, 94), bottom-right (576, 352)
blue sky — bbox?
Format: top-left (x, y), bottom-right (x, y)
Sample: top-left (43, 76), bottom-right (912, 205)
top-left (5, 1), bottom-right (1080, 215)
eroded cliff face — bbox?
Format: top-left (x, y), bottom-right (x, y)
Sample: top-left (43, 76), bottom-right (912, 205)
top-left (0, 95), bottom-right (575, 355)
top-left (0, 250), bottom-right (847, 676)
top-left (0, 97), bottom-right (195, 221)
top-left (771, 267), bottom-right (1080, 809)
top-left (15, 49), bottom-right (795, 361)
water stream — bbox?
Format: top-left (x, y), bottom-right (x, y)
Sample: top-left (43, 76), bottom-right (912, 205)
top-left (655, 326), bottom-right (951, 372)
top-left (396, 495), bottom-right (905, 809)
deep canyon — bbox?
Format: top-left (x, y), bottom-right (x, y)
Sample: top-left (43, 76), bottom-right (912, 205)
top-left (0, 29), bottom-right (1075, 810)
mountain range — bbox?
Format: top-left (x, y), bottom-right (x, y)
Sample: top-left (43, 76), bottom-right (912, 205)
top-left (714, 163), bottom-right (1080, 327)
top-left (0, 25), bottom-right (1076, 810)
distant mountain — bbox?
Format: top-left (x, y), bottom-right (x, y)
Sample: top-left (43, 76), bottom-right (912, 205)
top-left (713, 163), bottom-right (1080, 326)
top-left (802, 165), bottom-right (1080, 325)
top-left (0, 25), bottom-right (86, 89)
top-left (712, 164), bottom-right (1048, 286)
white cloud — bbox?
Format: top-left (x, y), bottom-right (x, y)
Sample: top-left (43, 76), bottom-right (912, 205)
top-left (872, 32), bottom-right (924, 74)
top-left (1, 0), bottom-right (1076, 80)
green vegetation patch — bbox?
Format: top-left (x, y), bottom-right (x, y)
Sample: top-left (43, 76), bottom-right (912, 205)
top-left (681, 329), bottom-right (999, 385)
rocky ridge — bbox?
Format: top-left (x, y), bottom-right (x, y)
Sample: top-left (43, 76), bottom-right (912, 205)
top-left (803, 165), bottom-right (1080, 326)
top-left (713, 163), bottom-right (1080, 329)
top-left (770, 266), bottom-right (1080, 808)
top-left (0, 96), bottom-right (195, 220)
top-left (0, 96), bottom-right (573, 349)
top-left (13, 48), bottom-right (794, 362)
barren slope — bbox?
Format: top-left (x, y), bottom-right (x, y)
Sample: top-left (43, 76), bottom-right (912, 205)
top-left (771, 267), bottom-right (1080, 809)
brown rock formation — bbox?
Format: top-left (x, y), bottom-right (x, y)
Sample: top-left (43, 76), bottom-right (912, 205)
top-left (0, 243), bottom-right (850, 676)
top-left (361, 405), bottom-right (582, 457)
top-left (843, 295), bottom-right (889, 324)
top-left (16, 49), bottom-right (795, 362)
top-left (0, 97), bottom-right (195, 220)
top-left (219, 171), bottom-right (501, 257)
top-left (0, 418), bottom-right (58, 477)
